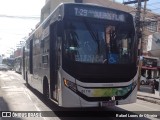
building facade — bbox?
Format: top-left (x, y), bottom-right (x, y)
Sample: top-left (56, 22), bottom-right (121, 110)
top-left (41, 0), bottom-right (75, 22)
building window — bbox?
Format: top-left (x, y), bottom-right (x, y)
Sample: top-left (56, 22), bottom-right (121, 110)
top-left (146, 21), bottom-right (158, 32)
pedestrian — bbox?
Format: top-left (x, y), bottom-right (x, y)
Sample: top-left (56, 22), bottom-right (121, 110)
top-left (151, 80), bottom-right (155, 93)
top-left (154, 79), bottom-right (159, 91)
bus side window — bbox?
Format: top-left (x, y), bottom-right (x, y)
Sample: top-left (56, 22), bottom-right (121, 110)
top-left (40, 40), bottom-right (44, 48)
top-left (42, 55), bottom-right (48, 64)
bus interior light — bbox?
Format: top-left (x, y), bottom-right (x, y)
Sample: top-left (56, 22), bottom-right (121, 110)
top-left (63, 79), bottom-right (77, 92)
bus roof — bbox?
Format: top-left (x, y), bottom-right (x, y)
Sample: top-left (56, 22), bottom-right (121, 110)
top-left (27, 3), bottom-right (133, 40)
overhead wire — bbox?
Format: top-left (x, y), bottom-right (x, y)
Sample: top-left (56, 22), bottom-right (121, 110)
top-left (0, 14), bottom-right (40, 19)
top-left (144, 1), bottom-right (160, 12)
top-left (0, 14), bottom-right (40, 36)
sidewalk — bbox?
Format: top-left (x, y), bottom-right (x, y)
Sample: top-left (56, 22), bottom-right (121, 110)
top-left (137, 90), bottom-right (160, 105)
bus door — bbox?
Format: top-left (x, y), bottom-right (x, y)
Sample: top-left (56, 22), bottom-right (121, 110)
top-left (22, 47), bottom-right (25, 79)
top-left (29, 39), bottom-right (33, 74)
top-left (50, 22), bottom-right (61, 101)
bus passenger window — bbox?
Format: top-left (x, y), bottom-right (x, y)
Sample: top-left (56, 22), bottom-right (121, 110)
top-left (42, 55), bottom-right (48, 64)
top-left (40, 40), bottom-right (44, 48)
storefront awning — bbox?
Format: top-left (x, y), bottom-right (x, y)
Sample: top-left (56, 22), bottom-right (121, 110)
top-left (142, 66), bottom-right (157, 70)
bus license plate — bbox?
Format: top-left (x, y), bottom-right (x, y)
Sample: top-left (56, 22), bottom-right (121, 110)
top-left (102, 101), bottom-right (115, 107)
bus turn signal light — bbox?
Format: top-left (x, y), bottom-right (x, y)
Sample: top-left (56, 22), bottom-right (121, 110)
top-left (63, 79), bottom-right (77, 92)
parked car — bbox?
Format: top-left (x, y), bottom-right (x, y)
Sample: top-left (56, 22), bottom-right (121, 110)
top-left (0, 64), bottom-right (9, 71)
top-left (148, 77), bottom-right (160, 85)
top-left (155, 77), bottom-right (160, 82)
top-left (7, 65), bottom-right (14, 70)
top-left (140, 76), bottom-right (148, 85)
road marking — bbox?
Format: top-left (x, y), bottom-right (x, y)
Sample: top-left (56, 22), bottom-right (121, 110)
top-left (135, 102), bottom-right (159, 111)
top-left (0, 71), bottom-right (57, 120)
top-left (24, 88), bottom-right (32, 101)
top-left (23, 88), bottom-right (48, 120)
top-left (1, 87), bottom-right (12, 89)
top-left (0, 80), bottom-right (5, 87)
top-left (9, 76), bottom-right (15, 80)
top-left (0, 74), bottom-right (8, 77)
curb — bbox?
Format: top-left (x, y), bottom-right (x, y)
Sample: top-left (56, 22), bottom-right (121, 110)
top-left (137, 96), bottom-right (160, 105)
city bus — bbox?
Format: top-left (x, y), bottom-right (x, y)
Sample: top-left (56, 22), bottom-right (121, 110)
top-left (14, 56), bottom-right (22, 74)
top-left (23, 3), bottom-right (138, 108)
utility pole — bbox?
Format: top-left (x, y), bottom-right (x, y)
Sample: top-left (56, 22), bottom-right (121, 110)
top-left (123, 0), bottom-right (148, 91)
top-left (141, 0), bottom-right (147, 54)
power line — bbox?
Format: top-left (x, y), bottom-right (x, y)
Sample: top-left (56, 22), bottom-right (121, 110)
top-left (0, 32), bottom-right (25, 36)
top-left (0, 14), bottom-right (40, 19)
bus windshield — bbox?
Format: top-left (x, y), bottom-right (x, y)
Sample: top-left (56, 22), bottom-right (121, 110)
top-left (64, 20), bottom-right (135, 64)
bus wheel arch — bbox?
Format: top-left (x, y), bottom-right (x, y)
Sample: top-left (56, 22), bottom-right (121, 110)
top-left (43, 76), bottom-right (50, 99)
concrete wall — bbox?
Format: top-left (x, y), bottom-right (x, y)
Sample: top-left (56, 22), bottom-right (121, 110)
top-left (83, 0), bottom-right (134, 12)
top-left (41, 0), bottom-right (75, 22)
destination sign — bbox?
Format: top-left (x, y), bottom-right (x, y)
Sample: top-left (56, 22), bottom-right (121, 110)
top-left (74, 7), bottom-right (125, 22)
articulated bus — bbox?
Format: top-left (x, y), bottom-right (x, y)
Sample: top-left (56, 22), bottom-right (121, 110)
top-left (23, 3), bottom-right (138, 108)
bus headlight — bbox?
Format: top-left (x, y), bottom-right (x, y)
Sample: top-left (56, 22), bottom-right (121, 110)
top-left (63, 79), bottom-right (77, 92)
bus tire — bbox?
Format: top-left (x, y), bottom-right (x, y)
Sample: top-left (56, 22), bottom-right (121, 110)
top-left (43, 79), bottom-right (49, 100)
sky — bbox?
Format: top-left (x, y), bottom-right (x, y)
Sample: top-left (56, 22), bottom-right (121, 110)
top-left (115, 0), bottom-right (160, 14)
top-left (0, 0), bottom-right (45, 57)
top-left (0, 0), bottom-right (160, 57)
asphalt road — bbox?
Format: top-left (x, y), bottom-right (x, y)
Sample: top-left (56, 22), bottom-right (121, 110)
top-left (0, 71), bottom-right (160, 120)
